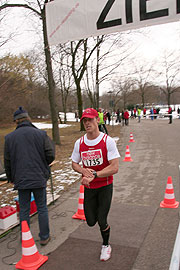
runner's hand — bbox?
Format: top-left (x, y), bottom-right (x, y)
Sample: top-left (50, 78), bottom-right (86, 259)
top-left (81, 176), bottom-right (94, 187)
top-left (82, 168), bottom-right (94, 178)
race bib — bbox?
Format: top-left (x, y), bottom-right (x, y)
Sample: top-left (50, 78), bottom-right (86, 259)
top-left (81, 149), bottom-right (103, 167)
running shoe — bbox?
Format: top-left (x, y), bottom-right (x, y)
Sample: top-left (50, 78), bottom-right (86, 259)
top-left (40, 236), bottom-right (51, 246)
top-left (100, 245), bottom-right (112, 261)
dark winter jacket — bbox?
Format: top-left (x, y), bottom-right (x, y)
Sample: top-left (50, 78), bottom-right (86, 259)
top-left (4, 121), bottom-right (55, 190)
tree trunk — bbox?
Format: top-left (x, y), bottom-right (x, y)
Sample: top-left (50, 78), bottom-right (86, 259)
top-left (142, 91), bottom-right (145, 108)
top-left (76, 80), bottom-right (84, 130)
top-left (96, 36), bottom-right (100, 110)
top-left (62, 96), bottom-right (67, 123)
top-left (168, 91), bottom-right (171, 106)
top-left (42, 6), bottom-right (60, 144)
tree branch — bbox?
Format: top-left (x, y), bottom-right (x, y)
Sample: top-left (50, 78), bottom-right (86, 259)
top-left (0, 4), bottom-right (41, 17)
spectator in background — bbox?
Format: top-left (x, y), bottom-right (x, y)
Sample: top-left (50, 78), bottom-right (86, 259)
top-left (137, 107), bottom-right (142, 123)
top-left (124, 109), bottom-right (129, 126)
top-left (121, 110), bottom-right (125, 126)
top-left (130, 110), bottom-right (134, 119)
top-left (168, 106), bottom-right (172, 124)
top-left (116, 109), bottom-right (121, 123)
top-left (153, 108), bottom-right (157, 119)
top-left (98, 108), bottom-right (108, 134)
top-left (103, 110), bottom-right (107, 124)
top-left (75, 110), bottom-right (79, 122)
top-left (143, 108), bottom-right (146, 118)
top-left (150, 107), bottom-right (154, 120)
top-left (106, 111), bottom-right (111, 125)
top-left (133, 108), bottom-right (137, 118)
top-left (177, 107), bottom-right (180, 119)
top-left (156, 108), bottom-right (160, 115)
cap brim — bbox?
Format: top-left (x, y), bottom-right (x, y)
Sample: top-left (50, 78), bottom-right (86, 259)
top-left (80, 114), bottom-right (96, 121)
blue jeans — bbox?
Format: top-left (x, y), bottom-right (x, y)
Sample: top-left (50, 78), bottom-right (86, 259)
top-left (18, 188), bottom-right (49, 240)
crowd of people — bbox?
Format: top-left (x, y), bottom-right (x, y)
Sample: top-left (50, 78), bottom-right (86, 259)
top-left (95, 105), bottom-right (178, 126)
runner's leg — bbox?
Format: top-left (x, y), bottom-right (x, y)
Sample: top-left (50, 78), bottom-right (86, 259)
top-left (84, 187), bottom-right (98, 227)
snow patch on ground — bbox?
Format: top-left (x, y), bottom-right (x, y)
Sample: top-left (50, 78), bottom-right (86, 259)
top-left (33, 122), bottom-right (71, 129)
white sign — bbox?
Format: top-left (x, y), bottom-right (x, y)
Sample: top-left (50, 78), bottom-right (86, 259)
top-left (46, 0), bottom-right (180, 45)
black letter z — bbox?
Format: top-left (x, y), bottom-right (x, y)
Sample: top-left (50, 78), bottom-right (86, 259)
top-left (97, 0), bottom-right (122, 30)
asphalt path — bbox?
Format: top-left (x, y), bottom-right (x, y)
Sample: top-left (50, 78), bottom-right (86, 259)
top-left (0, 117), bottom-right (180, 270)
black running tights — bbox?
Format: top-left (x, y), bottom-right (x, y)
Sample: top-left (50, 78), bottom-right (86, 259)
top-left (84, 184), bottom-right (113, 231)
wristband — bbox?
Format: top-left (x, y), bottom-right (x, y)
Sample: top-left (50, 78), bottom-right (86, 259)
top-left (93, 171), bottom-right (97, 178)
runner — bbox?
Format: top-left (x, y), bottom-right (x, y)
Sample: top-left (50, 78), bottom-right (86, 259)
top-left (71, 108), bottom-right (120, 261)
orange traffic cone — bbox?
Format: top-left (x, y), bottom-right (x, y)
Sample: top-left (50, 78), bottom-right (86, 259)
top-left (123, 145), bottom-right (133, 162)
top-left (160, 176), bottom-right (179, 208)
top-left (72, 185), bottom-right (86, 220)
top-left (129, 133), bottom-right (135, 142)
top-left (16, 221), bottom-right (48, 270)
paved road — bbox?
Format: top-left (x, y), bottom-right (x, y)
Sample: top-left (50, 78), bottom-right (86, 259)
top-left (0, 118), bottom-right (180, 270)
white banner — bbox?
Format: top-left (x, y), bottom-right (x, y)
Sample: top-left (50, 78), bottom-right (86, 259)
top-left (46, 0), bottom-right (180, 45)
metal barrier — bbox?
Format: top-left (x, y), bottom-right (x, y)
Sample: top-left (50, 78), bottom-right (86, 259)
top-left (169, 165), bottom-right (180, 270)
top-left (142, 113), bottom-right (178, 119)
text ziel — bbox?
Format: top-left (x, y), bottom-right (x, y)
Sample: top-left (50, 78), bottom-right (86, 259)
top-left (97, 0), bottom-right (180, 29)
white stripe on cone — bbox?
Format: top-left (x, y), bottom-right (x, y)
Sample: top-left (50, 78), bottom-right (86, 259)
top-left (165, 193), bottom-right (175, 199)
top-left (78, 204), bottom-right (84, 210)
top-left (79, 193), bottom-right (84, 199)
top-left (166, 184), bottom-right (173, 189)
top-left (22, 244), bottom-right (38, 256)
top-left (22, 231), bottom-right (32, 241)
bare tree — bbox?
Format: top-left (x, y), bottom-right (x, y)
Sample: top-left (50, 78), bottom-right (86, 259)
top-left (130, 61), bottom-right (155, 108)
top-left (83, 32), bottom-right (136, 109)
top-left (71, 37), bottom-right (103, 130)
top-left (159, 51), bottom-right (180, 106)
top-left (111, 77), bottom-right (135, 110)
top-left (0, 3), bottom-right (16, 48)
top-left (0, 0), bottom-right (60, 144)
top-left (53, 44), bottom-right (74, 123)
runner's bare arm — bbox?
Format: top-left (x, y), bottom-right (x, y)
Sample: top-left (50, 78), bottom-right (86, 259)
top-left (96, 158), bottom-right (119, 178)
top-left (81, 158), bottom-right (119, 186)
top-left (72, 161), bottom-right (94, 177)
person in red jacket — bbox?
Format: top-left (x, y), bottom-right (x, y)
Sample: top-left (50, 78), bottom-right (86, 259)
top-left (143, 108), bottom-right (146, 118)
top-left (71, 108), bottom-right (120, 262)
top-left (153, 108), bottom-right (157, 119)
top-left (124, 109), bottom-right (129, 126)
top-left (168, 106), bottom-right (172, 124)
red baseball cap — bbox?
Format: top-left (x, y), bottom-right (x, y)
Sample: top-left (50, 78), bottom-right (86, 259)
top-left (80, 108), bottom-right (98, 121)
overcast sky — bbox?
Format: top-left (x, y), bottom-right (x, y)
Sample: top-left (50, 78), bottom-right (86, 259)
top-left (133, 21), bottom-right (180, 60)
top-left (1, 6), bottom-right (180, 94)
top-left (1, 5), bottom-right (179, 57)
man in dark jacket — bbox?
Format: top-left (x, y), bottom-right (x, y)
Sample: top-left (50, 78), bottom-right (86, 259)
top-left (4, 107), bottom-right (55, 245)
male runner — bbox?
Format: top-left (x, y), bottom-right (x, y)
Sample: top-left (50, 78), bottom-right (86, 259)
top-left (71, 108), bottom-right (120, 261)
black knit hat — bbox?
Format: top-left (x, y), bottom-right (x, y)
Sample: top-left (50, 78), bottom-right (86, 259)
top-left (13, 107), bottom-right (29, 121)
